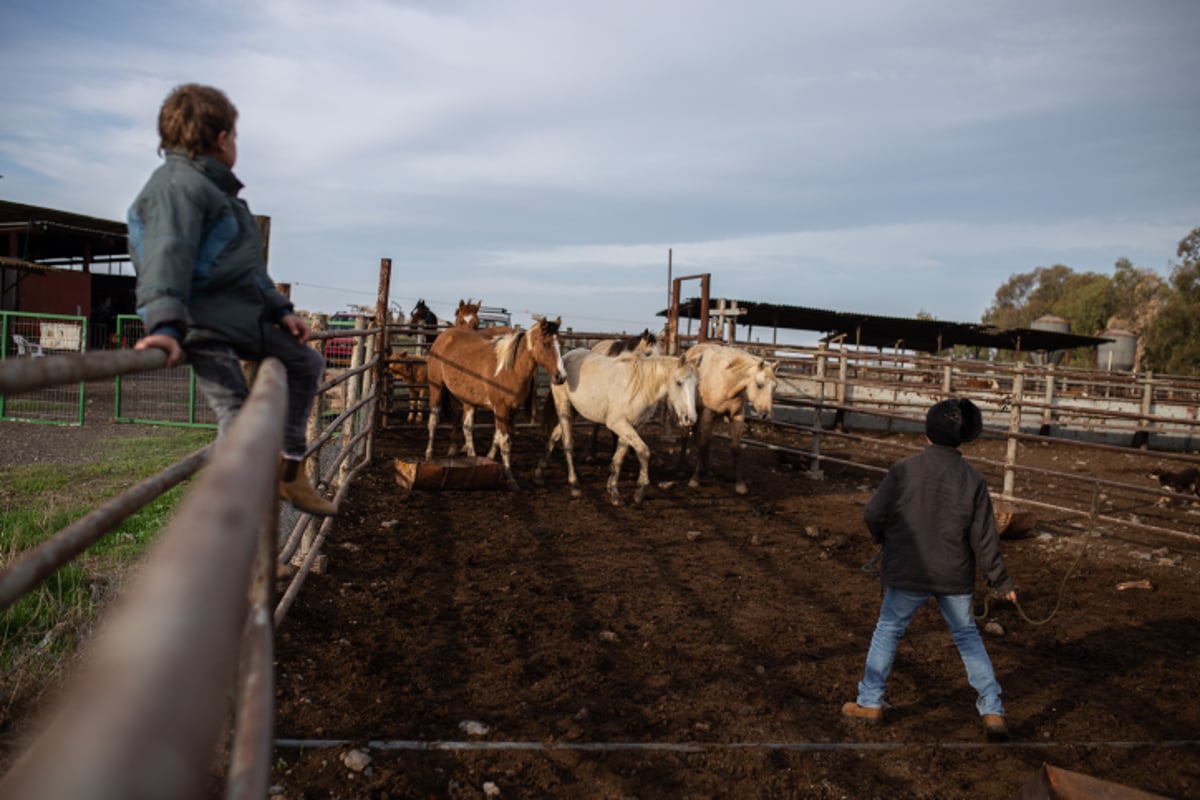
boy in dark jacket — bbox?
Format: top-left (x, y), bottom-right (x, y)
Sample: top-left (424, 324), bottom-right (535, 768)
top-left (842, 398), bottom-right (1016, 739)
top-left (129, 83), bottom-right (336, 516)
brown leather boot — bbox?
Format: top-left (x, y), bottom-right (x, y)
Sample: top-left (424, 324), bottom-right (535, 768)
top-left (279, 457), bottom-right (338, 517)
top-left (841, 702), bottom-right (883, 724)
top-left (983, 713), bottom-right (1009, 741)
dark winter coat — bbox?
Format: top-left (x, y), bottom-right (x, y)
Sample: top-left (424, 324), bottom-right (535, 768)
top-left (863, 444), bottom-right (1014, 595)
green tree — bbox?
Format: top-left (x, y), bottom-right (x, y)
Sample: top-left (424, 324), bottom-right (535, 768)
top-left (1055, 272), bottom-right (1111, 335)
top-left (1142, 227), bottom-right (1200, 376)
top-left (1105, 257), bottom-right (1167, 371)
top-left (982, 264), bottom-right (1078, 329)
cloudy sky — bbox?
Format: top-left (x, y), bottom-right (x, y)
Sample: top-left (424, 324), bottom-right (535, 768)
top-left (2, 1), bottom-right (1197, 342)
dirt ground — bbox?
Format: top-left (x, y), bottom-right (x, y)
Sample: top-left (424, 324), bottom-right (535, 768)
top-left (268, 418), bottom-right (1200, 800)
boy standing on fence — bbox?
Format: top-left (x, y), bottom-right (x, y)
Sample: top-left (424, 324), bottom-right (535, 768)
top-left (128, 83), bottom-right (336, 517)
top-left (842, 397), bottom-right (1016, 740)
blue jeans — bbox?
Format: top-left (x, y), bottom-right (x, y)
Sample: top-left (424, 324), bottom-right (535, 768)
top-left (856, 587), bottom-right (1005, 717)
top-left (188, 325), bottom-right (324, 457)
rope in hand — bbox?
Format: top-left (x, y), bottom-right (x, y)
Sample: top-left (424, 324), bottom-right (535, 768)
top-left (862, 483), bottom-right (1102, 626)
top-left (859, 540), bottom-right (1088, 626)
top-left (973, 537), bottom-right (1087, 626)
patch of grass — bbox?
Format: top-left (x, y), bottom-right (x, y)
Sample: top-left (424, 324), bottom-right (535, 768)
top-left (0, 427), bottom-right (214, 714)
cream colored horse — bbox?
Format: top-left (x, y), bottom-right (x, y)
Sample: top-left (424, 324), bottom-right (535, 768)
top-left (536, 349), bottom-right (698, 505)
top-left (681, 343), bottom-right (779, 495)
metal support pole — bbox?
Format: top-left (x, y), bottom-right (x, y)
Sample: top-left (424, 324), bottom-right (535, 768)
top-left (374, 258), bottom-right (392, 430)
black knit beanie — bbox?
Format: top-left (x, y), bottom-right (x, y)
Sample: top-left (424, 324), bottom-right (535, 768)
top-left (926, 398), bottom-right (983, 447)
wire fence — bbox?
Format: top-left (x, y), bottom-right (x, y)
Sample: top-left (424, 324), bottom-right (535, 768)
top-left (1, 311), bottom-right (88, 424)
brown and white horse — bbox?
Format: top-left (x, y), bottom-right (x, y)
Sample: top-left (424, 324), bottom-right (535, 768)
top-left (535, 349), bottom-right (698, 505)
top-left (425, 316), bottom-right (567, 489)
top-left (680, 343), bottom-right (779, 495)
top-left (454, 298), bottom-right (482, 329)
top-left (590, 328), bottom-right (661, 358)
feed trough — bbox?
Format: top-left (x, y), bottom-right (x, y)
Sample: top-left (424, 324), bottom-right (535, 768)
top-left (394, 456), bottom-right (505, 491)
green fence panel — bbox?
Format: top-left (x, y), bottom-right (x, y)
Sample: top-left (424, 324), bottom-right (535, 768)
top-left (1, 312), bottom-right (87, 425)
top-left (114, 315), bottom-right (218, 429)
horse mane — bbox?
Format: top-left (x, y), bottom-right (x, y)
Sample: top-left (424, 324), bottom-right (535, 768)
top-left (624, 355), bottom-right (674, 407)
top-left (491, 329), bottom-right (524, 374)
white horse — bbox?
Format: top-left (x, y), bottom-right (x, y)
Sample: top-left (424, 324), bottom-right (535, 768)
top-left (681, 343), bottom-right (779, 495)
top-left (535, 349), bottom-right (699, 505)
top-left (586, 329), bottom-right (664, 458)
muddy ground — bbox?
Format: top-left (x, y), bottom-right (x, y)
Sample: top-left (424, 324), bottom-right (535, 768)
top-left (267, 418), bottom-right (1200, 799)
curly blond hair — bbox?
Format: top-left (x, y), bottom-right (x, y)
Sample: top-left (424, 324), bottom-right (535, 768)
top-left (157, 84), bottom-right (238, 158)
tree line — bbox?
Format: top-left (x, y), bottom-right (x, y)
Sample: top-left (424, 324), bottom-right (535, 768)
top-left (978, 226), bottom-right (1200, 376)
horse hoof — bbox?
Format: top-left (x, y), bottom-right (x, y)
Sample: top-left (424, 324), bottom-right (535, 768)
top-left (735, 483), bottom-right (749, 496)
top-left (570, 486), bottom-right (583, 498)
top-left (609, 495), bottom-right (622, 507)
top-left (688, 478), bottom-right (701, 489)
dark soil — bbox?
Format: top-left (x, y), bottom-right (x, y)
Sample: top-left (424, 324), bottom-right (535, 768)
top-left (268, 419), bottom-right (1200, 800)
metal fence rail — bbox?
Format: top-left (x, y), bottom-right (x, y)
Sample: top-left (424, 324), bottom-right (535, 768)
top-left (0, 306), bottom-right (382, 797)
top-left (0, 358), bottom-right (287, 800)
top-left (749, 351), bottom-right (1200, 547)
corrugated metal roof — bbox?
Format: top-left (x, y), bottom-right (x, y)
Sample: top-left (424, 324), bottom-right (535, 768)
top-left (0, 200), bottom-right (129, 264)
top-left (660, 298), bottom-right (1112, 354)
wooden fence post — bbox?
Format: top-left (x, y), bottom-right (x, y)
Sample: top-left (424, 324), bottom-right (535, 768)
top-left (1003, 362), bottom-right (1025, 499)
top-left (1039, 364), bottom-right (1056, 435)
top-left (1134, 371), bottom-right (1155, 448)
top-left (808, 347), bottom-right (826, 479)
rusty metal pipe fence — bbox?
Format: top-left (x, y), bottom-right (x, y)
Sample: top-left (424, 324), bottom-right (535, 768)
top-left (0, 317), bottom-right (381, 798)
top-left (733, 344), bottom-right (1200, 547)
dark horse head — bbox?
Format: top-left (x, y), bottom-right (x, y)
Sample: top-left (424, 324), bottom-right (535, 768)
top-left (410, 299), bottom-right (439, 346)
top-left (410, 299), bottom-right (438, 328)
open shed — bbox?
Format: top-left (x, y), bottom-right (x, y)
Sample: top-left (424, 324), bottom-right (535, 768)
top-left (661, 297), bottom-right (1111, 356)
top-left (1, 199), bottom-right (136, 348)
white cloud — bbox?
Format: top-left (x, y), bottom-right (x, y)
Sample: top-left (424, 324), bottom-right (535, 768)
top-left (1, 0), bottom-right (1197, 333)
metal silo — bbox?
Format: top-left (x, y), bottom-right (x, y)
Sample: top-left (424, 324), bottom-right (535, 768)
top-left (1097, 328), bottom-right (1137, 371)
top-left (1031, 315), bottom-right (1070, 366)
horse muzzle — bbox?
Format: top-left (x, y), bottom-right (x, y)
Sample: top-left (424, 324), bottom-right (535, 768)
top-left (552, 372), bottom-right (567, 386)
